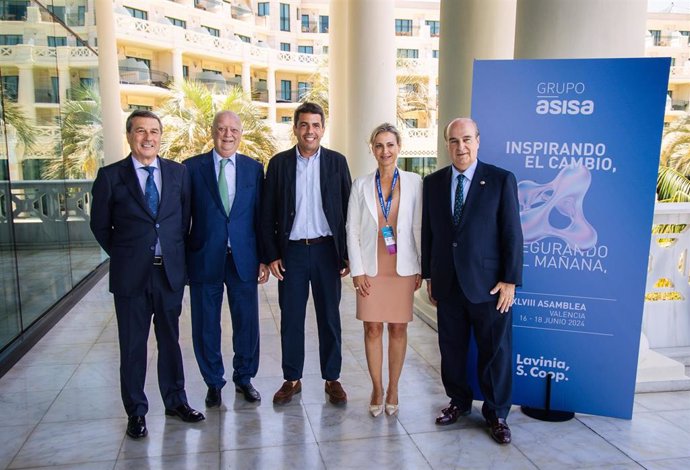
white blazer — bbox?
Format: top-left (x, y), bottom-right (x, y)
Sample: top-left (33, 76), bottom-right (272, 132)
top-left (346, 168), bottom-right (422, 277)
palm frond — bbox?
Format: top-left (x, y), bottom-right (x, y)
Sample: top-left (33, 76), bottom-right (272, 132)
top-left (657, 165), bottom-right (690, 202)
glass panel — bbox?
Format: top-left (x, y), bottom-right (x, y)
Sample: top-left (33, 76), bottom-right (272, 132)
top-left (0, 0), bottom-right (105, 351)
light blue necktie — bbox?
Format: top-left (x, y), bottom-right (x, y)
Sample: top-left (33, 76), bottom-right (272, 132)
top-left (453, 174), bottom-right (465, 226)
top-left (143, 166), bottom-right (159, 217)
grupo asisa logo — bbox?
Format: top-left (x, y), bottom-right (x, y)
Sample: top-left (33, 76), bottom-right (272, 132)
top-left (535, 81), bottom-right (594, 115)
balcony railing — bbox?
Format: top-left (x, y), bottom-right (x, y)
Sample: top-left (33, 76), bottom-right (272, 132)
top-left (119, 66), bottom-right (170, 88)
top-left (671, 99), bottom-right (688, 111)
top-left (115, 14), bottom-right (324, 69)
top-left (0, 180), bottom-right (97, 249)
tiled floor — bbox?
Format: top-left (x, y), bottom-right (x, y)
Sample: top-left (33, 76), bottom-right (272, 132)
top-left (1, 275), bottom-right (690, 469)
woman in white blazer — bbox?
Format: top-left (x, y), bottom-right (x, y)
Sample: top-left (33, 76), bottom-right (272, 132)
top-left (346, 123), bottom-right (422, 417)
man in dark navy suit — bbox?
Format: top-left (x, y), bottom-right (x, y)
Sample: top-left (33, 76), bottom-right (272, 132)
top-left (184, 111), bottom-right (269, 407)
top-left (90, 110), bottom-right (204, 439)
top-left (421, 117), bottom-right (523, 444)
top-left (261, 102), bottom-right (352, 405)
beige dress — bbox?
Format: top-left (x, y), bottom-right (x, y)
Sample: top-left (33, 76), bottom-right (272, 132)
top-left (356, 187), bottom-right (416, 323)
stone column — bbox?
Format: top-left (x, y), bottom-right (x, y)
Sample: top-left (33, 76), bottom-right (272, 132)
top-left (514, 0), bottom-right (646, 58)
top-left (267, 65), bottom-right (276, 123)
top-left (345, 0), bottom-right (396, 179)
top-left (436, 0), bottom-right (517, 168)
top-left (241, 61), bottom-right (251, 96)
top-left (328, 0), bottom-right (349, 157)
top-left (171, 48), bottom-right (183, 85)
top-left (58, 61), bottom-right (70, 105)
top-left (95, 0), bottom-right (124, 165)
top-left (17, 64), bottom-right (36, 121)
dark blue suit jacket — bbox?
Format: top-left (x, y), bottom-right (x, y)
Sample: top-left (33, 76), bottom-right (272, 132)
top-left (90, 156), bottom-right (191, 296)
top-left (260, 146), bottom-right (352, 269)
top-left (421, 160), bottom-right (523, 304)
top-left (184, 151), bottom-right (264, 283)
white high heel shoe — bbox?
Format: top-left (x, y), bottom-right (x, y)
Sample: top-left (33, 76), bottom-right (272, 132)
top-left (385, 403), bottom-right (399, 416)
top-left (369, 403), bottom-right (384, 417)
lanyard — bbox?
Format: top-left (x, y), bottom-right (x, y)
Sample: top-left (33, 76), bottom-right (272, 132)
top-left (375, 168), bottom-right (399, 224)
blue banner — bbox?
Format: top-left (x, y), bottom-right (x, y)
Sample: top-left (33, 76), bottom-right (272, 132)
top-left (471, 58), bottom-right (670, 419)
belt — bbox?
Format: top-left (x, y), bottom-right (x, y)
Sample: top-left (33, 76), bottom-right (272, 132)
top-left (153, 256), bottom-right (163, 265)
top-left (290, 236), bottom-right (332, 245)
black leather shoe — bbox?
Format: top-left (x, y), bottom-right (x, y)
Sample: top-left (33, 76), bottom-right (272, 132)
top-left (126, 416), bottom-right (147, 439)
top-left (165, 403), bottom-right (205, 422)
top-left (235, 382), bottom-right (261, 402)
top-left (435, 404), bottom-right (471, 425)
top-left (487, 417), bottom-right (512, 444)
top-left (206, 387), bottom-right (222, 407)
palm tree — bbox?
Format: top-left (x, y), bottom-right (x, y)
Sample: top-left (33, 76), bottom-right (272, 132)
top-left (396, 73), bottom-right (432, 127)
top-left (0, 87), bottom-right (36, 156)
top-left (657, 115), bottom-right (690, 202)
top-left (44, 84), bottom-right (102, 180)
top-left (158, 80), bottom-right (277, 165)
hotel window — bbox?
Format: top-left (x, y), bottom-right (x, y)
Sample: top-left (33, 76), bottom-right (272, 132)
top-left (425, 20), bottom-right (440, 37)
top-left (74, 5), bottom-right (86, 26)
top-left (130, 104), bottom-right (153, 111)
top-left (182, 65), bottom-right (189, 79)
top-left (395, 19), bottom-right (413, 36)
top-left (301, 14), bottom-right (310, 32)
top-left (298, 45), bottom-right (313, 54)
top-left (0, 34), bottom-right (22, 45)
top-left (203, 26), bottom-right (220, 37)
top-left (80, 77), bottom-right (95, 88)
top-left (236, 34), bottom-right (251, 43)
top-left (432, 49), bottom-right (439, 59)
top-left (127, 56), bottom-right (151, 69)
top-left (257, 2), bottom-right (269, 16)
top-left (125, 6), bottom-right (148, 20)
top-left (319, 15), bottom-right (329, 33)
top-left (47, 36), bottom-right (67, 47)
top-left (280, 42), bottom-right (291, 52)
top-left (167, 17), bottom-right (186, 29)
top-left (47, 5), bottom-right (65, 22)
top-left (280, 3), bottom-right (290, 31)
top-left (280, 79), bottom-right (292, 101)
top-left (650, 29), bottom-right (661, 46)
top-left (0, 0), bottom-right (29, 21)
top-left (282, 116), bottom-right (292, 123)
top-left (1, 75), bottom-right (18, 101)
top-left (298, 81), bottom-right (311, 100)
top-left (397, 48), bottom-right (419, 59)
top-left (404, 119), bottom-right (418, 128)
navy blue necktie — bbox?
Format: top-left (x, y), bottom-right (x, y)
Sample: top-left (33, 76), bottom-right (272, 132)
top-left (453, 174), bottom-right (465, 226)
top-left (143, 166), bottom-right (159, 217)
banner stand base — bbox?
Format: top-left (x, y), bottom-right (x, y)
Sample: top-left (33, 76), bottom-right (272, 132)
top-left (521, 373), bottom-right (574, 422)
top-left (521, 405), bottom-right (574, 422)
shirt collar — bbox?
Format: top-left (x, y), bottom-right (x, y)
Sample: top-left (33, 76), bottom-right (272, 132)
top-left (452, 159), bottom-right (478, 182)
top-left (213, 149), bottom-right (236, 165)
top-left (296, 146), bottom-right (321, 162)
top-left (131, 155), bottom-right (159, 170)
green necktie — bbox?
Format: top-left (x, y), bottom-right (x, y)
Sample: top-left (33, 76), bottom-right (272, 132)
top-left (218, 158), bottom-right (230, 216)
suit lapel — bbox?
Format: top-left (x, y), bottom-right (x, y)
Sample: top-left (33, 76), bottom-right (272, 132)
top-left (158, 157), bottom-right (170, 217)
top-left (200, 151), bottom-right (226, 215)
top-left (458, 161), bottom-right (486, 230)
top-left (363, 171), bottom-right (377, 221)
top-left (230, 154), bottom-right (250, 218)
top-left (440, 166), bottom-right (454, 228)
top-left (287, 147), bottom-right (297, 212)
top-left (120, 156), bottom-right (152, 217)
top-left (319, 147), bottom-right (328, 207)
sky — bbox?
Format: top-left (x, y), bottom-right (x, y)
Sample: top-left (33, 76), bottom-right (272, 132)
top-left (648, 0), bottom-right (690, 13)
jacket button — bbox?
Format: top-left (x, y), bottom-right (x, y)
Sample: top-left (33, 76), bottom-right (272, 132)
top-left (452, 242), bottom-right (457, 247)
top-left (155, 223), bottom-right (160, 228)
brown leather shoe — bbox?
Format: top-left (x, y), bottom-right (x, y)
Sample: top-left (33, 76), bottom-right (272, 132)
top-left (435, 404), bottom-right (471, 425)
top-left (273, 380), bottom-right (301, 405)
top-left (487, 417), bottom-right (512, 444)
top-left (325, 380), bottom-right (347, 405)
